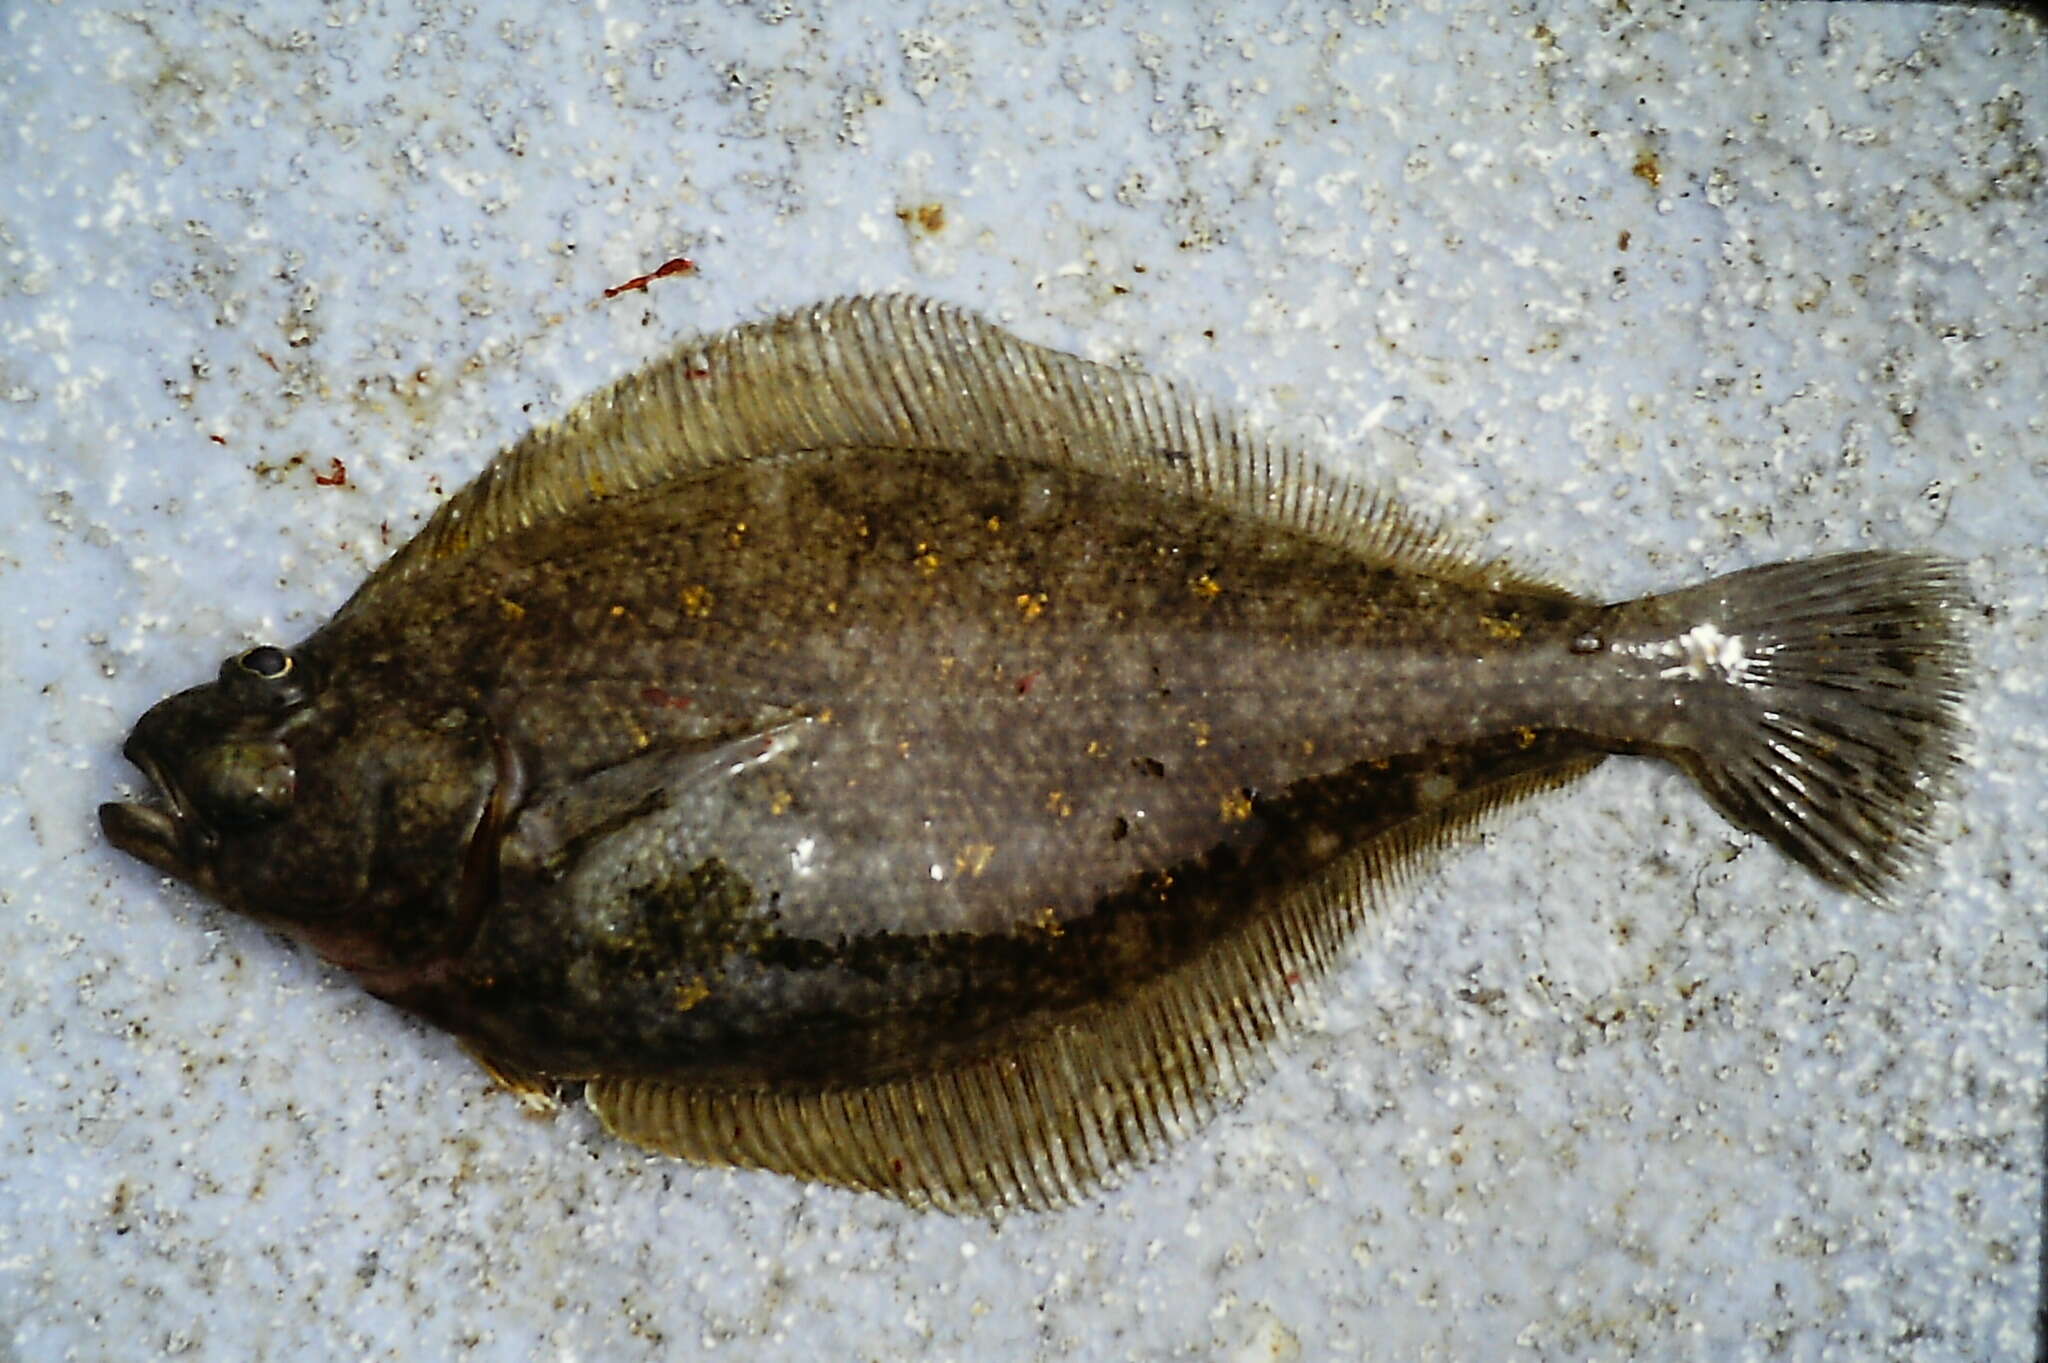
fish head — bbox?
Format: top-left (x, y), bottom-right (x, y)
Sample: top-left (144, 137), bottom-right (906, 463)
top-left (100, 642), bottom-right (497, 956)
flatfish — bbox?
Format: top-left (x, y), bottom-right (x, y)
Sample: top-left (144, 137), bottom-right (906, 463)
top-left (101, 296), bottom-right (1969, 1213)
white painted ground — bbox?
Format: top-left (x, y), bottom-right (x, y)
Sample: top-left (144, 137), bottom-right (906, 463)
top-left (1, 4), bottom-right (2040, 1359)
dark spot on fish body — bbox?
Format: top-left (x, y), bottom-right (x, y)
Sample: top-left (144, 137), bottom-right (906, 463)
top-left (605, 857), bottom-right (766, 979)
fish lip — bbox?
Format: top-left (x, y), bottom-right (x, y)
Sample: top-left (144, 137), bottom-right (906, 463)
top-left (99, 748), bottom-right (209, 882)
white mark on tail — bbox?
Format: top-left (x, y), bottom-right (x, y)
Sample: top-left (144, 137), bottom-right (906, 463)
top-left (1619, 623), bottom-right (1755, 685)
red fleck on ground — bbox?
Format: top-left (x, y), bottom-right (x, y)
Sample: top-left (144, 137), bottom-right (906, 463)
top-left (314, 457), bottom-right (348, 487)
top-left (603, 256), bottom-right (697, 299)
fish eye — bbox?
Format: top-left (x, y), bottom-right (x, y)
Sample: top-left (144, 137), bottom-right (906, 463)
top-left (221, 645), bottom-right (308, 711)
top-left (238, 646), bottom-right (291, 680)
top-left (188, 740), bottom-right (297, 827)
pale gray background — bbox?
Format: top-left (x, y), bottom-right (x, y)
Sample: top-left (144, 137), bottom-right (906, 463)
top-left (2, 3), bottom-right (2042, 1360)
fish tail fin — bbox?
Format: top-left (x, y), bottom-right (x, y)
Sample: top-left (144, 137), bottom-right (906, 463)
top-left (1608, 551), bottom-right (1971, 901)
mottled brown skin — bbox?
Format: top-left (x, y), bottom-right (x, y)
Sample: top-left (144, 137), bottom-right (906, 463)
top-left (107, 447), bottom-right (1680, 1090)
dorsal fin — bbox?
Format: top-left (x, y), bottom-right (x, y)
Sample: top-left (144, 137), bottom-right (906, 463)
top-left (343, 295), bottom-right (1570, 619)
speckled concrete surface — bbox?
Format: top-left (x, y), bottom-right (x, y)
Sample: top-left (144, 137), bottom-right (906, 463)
top-left (2, 3), bottom-right (2042, 1360)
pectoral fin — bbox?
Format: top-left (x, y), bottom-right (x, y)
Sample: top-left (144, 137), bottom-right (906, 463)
top-left (504, 718), bottom-right (811, 884)
top-left (461, 1041), bottom-right (561, 1113)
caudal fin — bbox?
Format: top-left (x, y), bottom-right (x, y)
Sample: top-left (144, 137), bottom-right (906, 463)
top-left (1618, 552), bottom-right (1971, 901)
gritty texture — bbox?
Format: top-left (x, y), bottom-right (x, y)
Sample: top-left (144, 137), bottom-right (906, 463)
top-left (2, 3), bottom-right (2042, 1361)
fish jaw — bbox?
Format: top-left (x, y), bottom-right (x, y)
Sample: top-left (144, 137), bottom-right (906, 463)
top-left (100, 745), bottom-right (215, 890)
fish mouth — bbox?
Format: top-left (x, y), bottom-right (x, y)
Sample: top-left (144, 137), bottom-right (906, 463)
top-left (100, 747), bottom-right (210, 884)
